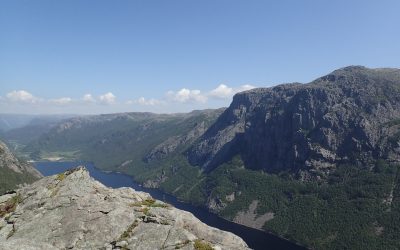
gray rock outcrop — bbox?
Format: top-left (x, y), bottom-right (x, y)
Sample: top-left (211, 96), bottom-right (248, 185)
top-left (188, 66), bottom-right (400, 177)
top-left (0, 167), bottom-right (249, 250)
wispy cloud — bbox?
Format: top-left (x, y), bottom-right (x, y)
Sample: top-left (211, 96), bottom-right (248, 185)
top-left (49, 97), bottom-right (72, 105)
top-left (127, 97), bottom-right (164, 106)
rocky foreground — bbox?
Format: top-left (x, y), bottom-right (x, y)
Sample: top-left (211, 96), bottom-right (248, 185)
top-left (0, 167), bottom-right (249, 250)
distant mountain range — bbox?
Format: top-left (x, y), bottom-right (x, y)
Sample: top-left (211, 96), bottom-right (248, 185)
top-left (3, 66), bottom-right (400, 249)
top-left (0, 114), bottom-right (75, 132)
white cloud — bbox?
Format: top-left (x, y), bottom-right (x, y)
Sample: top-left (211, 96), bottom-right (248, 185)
top-left (98, 92), bottom-right (116, 105)
top-left (49, 97), bottom-right (72, 105)
top-left (6, 90), bottom-right (39, 103)
top-left (208, 84), bottom-right (256, 99)
top-left (1, 84), bottom-right (257, 114)
top-left (82, 94), bottom-right (95, 103)
top-left (167, 88), bottom-right (207, 103)
top-left (209, 84), bottom-right (234, 99)
top-left (237, 84), bottom-right (256, 92)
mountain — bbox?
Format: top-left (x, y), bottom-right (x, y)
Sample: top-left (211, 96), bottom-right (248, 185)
top-left (0, 140), bottom-right (42, 194)
top-left (0, 114), bottom-right (75, 133)
top-left (24, 109), bottom-right (224, 168)
top-left (22, 66), bottom-right (400, 249)
top-left (0, 167), bottom-right (248, 250)
top-left (0, 114), bottom-right (76, 154)
top-left (188, 66), bottom-right (400, 176)
top-left (0, 114), bottom-right (38, 132)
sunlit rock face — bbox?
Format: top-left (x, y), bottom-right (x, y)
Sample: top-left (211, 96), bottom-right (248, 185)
top-left (188, 66), bottom-right (400, 178)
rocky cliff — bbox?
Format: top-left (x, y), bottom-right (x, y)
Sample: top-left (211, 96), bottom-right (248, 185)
top-left (188, 66), bottom-right (400, 178)
top-left (0, 167), bottom-right (249, 250)
top-left (0, 140), bottom-right (41, 178)
top-left (0, 140), bottom-right (42, 194)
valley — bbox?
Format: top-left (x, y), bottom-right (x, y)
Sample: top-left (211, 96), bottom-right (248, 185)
top-left (2, 66), bottom-right (400, 249)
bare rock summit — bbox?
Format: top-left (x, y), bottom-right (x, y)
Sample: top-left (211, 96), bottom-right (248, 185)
top-left (0, 167), bottom-right (249, 250)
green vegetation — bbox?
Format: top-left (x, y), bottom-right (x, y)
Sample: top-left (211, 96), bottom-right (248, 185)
top-left (0, 167), bottom-right (38, 195)
top-left (0, 193), bottom-right (22, 218)
top-left (174, 240), bottom-right (190, 249)
top-left (119, 220), bottom-right (139, 240)
top-left (142, 207), bottom-right (150, 215)
top-left (199, 158), bottom-right (400, 250)
top-left (24, 111), bottom-right (222, 169)
top-left (130, 198), bottom-right (170, 208)
top-left (39, 150), bottom-right (80, 161)
top-left (193, 239), bottom-right (213, 250)
top-left (121, 155), bottom-right (400, 250)
top-left (56, 173), bottom-right (65, 181)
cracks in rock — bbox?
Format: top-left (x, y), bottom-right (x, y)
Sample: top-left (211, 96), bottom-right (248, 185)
top-left (161, 226), bottom-right (172, 249)
top-left (83, 216), bottom-right (103, 223)
top-left (5, 217), bottom-right (16, 239)
top-left (6, 224), bottom-right (16, 239)
top-left (43, 203), bottom-right (73, 211)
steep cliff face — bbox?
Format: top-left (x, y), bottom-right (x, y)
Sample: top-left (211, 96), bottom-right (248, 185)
top-left (0, 140), bottom-right (42, 194)
top-left (0, 167), bottom-right (248, 250)
top-left (188, 66), bottom-right (400, 176)
top-left (0, 141), bottom-right (41, 177)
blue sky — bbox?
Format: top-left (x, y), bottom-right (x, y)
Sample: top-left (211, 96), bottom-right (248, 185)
top-left (1, 0), bottom-right (399, 114)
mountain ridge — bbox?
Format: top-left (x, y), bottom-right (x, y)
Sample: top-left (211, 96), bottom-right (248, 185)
top-left (0, 140), bottom-right (42, 194)
top-left (8, 66), bottom-right (400, 249)
top-left (188, 66), bottom-right (400, 177)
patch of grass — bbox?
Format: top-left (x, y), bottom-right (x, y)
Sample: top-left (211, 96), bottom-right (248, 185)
top-left (150, 202), bottom-right (170, 208)
top-left (119, 220), bottom-right (139, 240)
top-left (194, 239), bottom-right (213, 250)
top-left (142, 198), bottom-right (156, 206)
top-left (142, 207), bottom-right (150, 215)
top-left (129, 198), bottom-right (170, 208)
top-left (56, 173), bottom-right (65, 181)
top-left (174, 239), bottom-right (190, 249)
top-left (0, 194), bottom-right (22, 218)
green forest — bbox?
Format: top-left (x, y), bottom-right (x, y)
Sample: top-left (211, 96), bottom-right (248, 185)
top-left (120, 156), bottom-right (400, 250)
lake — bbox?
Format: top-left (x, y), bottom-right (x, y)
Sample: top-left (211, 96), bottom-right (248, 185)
top-left (34, 161), bottom-right (307, 250)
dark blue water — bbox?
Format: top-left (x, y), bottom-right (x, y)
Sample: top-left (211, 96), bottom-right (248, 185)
top-left (34, 161), bottom-right (307, 250)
